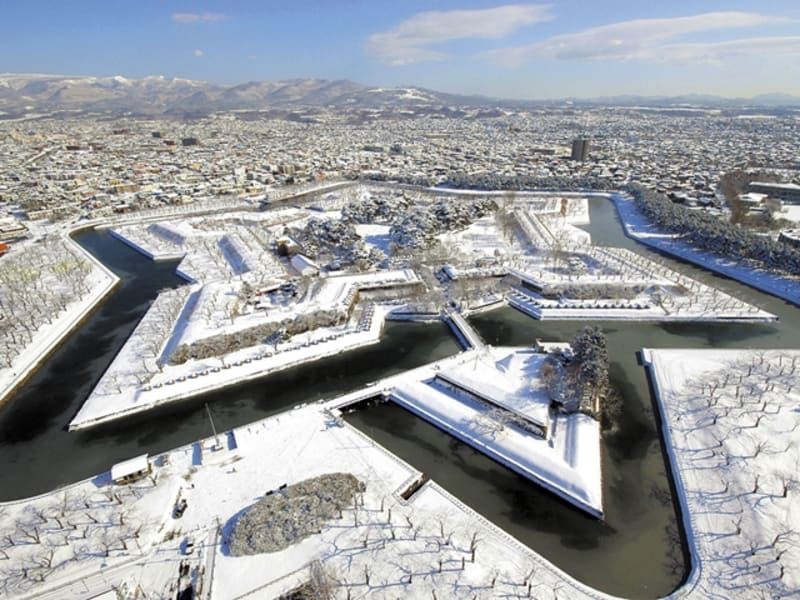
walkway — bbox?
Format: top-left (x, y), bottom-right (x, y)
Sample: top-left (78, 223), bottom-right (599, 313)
top-left (443, 308), bottom-right (484, 350)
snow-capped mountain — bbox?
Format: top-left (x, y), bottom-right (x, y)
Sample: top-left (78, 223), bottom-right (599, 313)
top-left (0, 73), bottom-right (797, 117)
top-left (0, 74), bottom-right (482, 115)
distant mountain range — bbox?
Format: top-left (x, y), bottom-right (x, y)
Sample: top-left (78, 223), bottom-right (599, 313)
top-left (1, 73), bottom-right (798, 117)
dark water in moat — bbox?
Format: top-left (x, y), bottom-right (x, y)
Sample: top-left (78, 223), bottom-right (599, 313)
top-left (346, 197), bottom-right (800, 598)
top-left (1, 199), bottom-right (798, 598)
top-left (0, 230), bottom-right (460, 498)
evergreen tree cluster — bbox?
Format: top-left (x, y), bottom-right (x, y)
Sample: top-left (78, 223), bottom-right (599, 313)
top-left (388, 197), bottom-right (496, 249)
top-left (341, 191), bottom-right (410, 224)
top-left (169, 308), bottom-right (346, 365)
top-left (291, 218), bottom-right (362, 258)
top-left (627, 184), bottom-right (800, 277)
top-left (571, 325), bottom-right (610, 401)
top-left (360, 173), bottom-right (608, 191)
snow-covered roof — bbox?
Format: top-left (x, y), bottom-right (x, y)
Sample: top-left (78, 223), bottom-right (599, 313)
top-left (751, 181), bottom-right (800, 192)
top-left (436, 349), bottom-right (550, 428)
top-left (110, 454), bottom-right (150, 481)
top-left (290, 253), bottom-right (319, 275)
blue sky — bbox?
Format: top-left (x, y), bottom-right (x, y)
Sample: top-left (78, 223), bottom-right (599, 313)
top-left (1, 1), bottom-right (799, 98)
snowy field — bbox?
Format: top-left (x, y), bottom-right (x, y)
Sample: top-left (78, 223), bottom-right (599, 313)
top-left (69, 302), bottom-right (395, 430)
top-left (110, 207), bottom-right (307, 283)
top-left (389, 346), bottom-right (603, 518)
top-left (4, 399), bottom-right (611, 600)
top-left (644, 348), bottom-right (800, 599)
top-left (505, 199), bottom-right (774, 322)
top-left (434, 195), bottom-right (772, 322)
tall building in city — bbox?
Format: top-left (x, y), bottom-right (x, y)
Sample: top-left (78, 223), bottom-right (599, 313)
top-left (571, 138), bottom-right (590, 161)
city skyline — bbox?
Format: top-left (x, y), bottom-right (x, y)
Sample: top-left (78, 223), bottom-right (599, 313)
top-left (1, 1), bottom-right (799, 99)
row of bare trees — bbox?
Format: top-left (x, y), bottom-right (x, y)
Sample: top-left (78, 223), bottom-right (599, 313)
top-left (679, 351), bottom-right (800, 595)
top-left (0, 481), bottom-right (158, 596)
top-left (0, 238), bottom-right (96, 369)
top-left (316, 490), bottom-right (572, 599)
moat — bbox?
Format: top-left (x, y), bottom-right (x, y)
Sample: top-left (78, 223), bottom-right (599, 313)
top-left (1, 197), bottom-right (798, 598)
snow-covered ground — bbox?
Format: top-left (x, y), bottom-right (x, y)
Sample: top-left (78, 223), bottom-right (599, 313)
top-left (644, 348), bottom-right (800, 599)
top-left (0, 231), bottom-right (119, 406)
top-left (12, 343), bottom-right (800, 599)
top-left (433, 195), bottom-right (772, 322)
top-left (505, 199), bottom-right (775, 322)
top-left (5, 397), bottom-right (611, 600)
top-left (110, 207), bottom-right (306, 283)
top-left (437, 216), bottom-right (511, 261)
top-left (11, 181), bottom-right (797, 598)
top-left (389, 347), bottom-right (603, 518)
top-left (69, 302), bottom-right (393, 430)
top-left (69, 234), bottom-right (421, 429)
top-left (611, 193), bottom-right (800, 305)
top-left (355, 223), bottom-right (393, 255)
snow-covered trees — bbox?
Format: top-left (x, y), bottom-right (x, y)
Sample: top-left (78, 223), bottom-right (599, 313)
top-left (289, 218), bottom-right (385, 270)
top-left (169, 308), bottom-right (347, 364)
top-left (651, 350), bottom-right (800, 597)
top-left (628, 184), bottom-right (800, 277)
top-left (389, 197), bottom-right (496, 249)
top-left (540, 328), bottom-right (615, 421)
top-left (0, 238), bottom-right (97, 370)
top-left (0, 485), bottom-right (152, 597)
top-left (361, 173), bottom-right (607, 192)
top-left (567, 326), bottom-right (611, 418)
top-left (341, 190), bottom-right (410, 224)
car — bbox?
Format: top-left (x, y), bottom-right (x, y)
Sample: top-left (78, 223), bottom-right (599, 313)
top-left (183, 538), bottom-right (194, 555)
top-left (173, 498), bottom-right (188, 518)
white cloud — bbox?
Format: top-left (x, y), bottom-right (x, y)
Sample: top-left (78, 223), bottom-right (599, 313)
top-left (367, 4), bottom-right (553, 66)
top-left (193, 49), bottom-right (204, 58)
top-left (173, 12), bottom-right (228, 25)
top-left (486, 11), bottom-right (792, 65)
top-left (627, 36), bottom-right (800, 64)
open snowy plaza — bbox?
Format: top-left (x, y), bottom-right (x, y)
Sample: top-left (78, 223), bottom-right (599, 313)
top-left (1, 397), bottom-right (607, 600)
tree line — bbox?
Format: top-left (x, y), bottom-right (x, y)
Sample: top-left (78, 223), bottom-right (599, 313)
top-left (627, 184), bottom-right (800, 277)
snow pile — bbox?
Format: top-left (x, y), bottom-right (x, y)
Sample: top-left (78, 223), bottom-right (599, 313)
top-left (645, 348), bottom-right (800, 598)
top-left (227, 473), bottom-right (364, 556)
